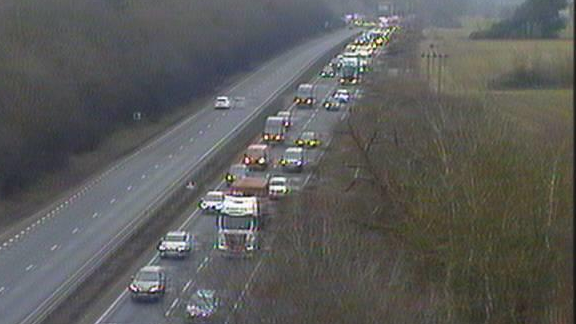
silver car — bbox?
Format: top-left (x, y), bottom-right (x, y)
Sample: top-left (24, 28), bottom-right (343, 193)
top-left (186, 289), bottom-right (220, 320)
top-left (157, 231), bottom-right (192, 258)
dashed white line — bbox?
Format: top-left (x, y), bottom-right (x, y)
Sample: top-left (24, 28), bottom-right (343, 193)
top-left (109, 198), bottom-right (116, 205)
top-left (197, 256), bottom-right (210, 271)
top-left (165, 298), bottom-right (180, 317)
top-left (182, 280), bottom-right (192, 293)
top-left (0, 287), bottom-right (5, 294)
top-left (127, 185), bottom-right (133, 191)
top-left (141, 174), bottom-right (147, 179)
top-left (50, 244), bottom-right (58, 251)
top-left (207, 124), bottom-right (212, 128)
top-left (92, 212), bottom-right (99, 218)
top-left (72, 228), bottom-right (79, 234)
top-left (168, 154), bottom-right (173, 159)
top-left (154, 164), bottom-right (159, 169)
top-left (179, 145), bottom-right (184, 151)
top-left (198, 130), bottom-right (204, 135)
top-left (25, 264), bottom-right (34, 271)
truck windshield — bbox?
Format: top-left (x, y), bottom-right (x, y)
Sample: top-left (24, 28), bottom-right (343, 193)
top-left (164, 233), bottom-right (186, 242)
top-left (205, 193), bottom-right (222, 202)
top-left (246, 148), bottom-right (264, 157)
top-left (218, 216), bottom-right (256, 230)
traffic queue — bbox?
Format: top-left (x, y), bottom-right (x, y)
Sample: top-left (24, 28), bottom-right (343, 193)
top-left (127, 22), bottom-right (399, 322)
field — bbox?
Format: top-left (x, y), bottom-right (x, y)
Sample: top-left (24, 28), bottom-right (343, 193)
top-left (420, 18), bottom-right (573, 138)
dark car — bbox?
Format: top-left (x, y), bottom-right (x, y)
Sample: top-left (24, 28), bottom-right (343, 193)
top-left (322, 96), bottom-right (342, 111)
top-left (128, 266), bottom-right (166, 300)
top-left (295, 131), bottom-right (321, 148)
top-left (224, 164), bottom-right (249, 186)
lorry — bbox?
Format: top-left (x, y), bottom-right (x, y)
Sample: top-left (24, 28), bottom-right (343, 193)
top-left (262, 116), bottom-right (285, 143)
top-left (229, 177), bottom-right (269, 197)
top-left (216, 215), bottom-right (259, 256)
top-left (339, 64), bottom-right (360, 85)
top-left (243, 144), bottom-right (270, 171)
top-left (293, 83), bottom-right (315, 107)
top-left (217, 195), bottom-right (260, 256)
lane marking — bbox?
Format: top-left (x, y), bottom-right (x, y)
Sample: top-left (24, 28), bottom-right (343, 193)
top-left (109, 198), bottom-right (116, 205)
top-left (0, 286), bottom-right (5, 294)
top-left (127, 185), bottom-right (132, 191)
top-left (50, 245), bottom-right (59, 251)
top-left (72, 228), bottom-right (79, 234)
top-left (182, 280), bottom-right (192, 293)
top-left (165, 298), bottom-right (180, 317)
top-left (154, 164), bottom-right (159, 169)
top-left (25, 264), bottom-right (34, 271)
top-left (92, 212), bottom-right (99, 219)
top-left (168, 154), bottom-right (173, 159)
top-left (141, 174), bottom-right (147, 179)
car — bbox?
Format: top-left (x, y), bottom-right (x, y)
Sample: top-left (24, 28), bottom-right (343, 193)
top-left (214, 96), bottom-right (231, 109)
top-left (199, 191), bottom-right (225, 212)
top-left (128, 266), bottom-right (166, 300)
top-left (322, 96), bottom-right (342, 111)
top-left (320, 66), bottom-right (335, 78)
top-left (295, 131), bottom-right (320, 148)
top-left (157, 231), bottom-right (192, 258)
top-left (333, 89), bottom-right (351, 103)
top-left (186, 289), bottom-right (220, 320)
top-left (224, 164), bottom-right (249, 186)
top-left (277, 110), bottom-right (293, 128)
top-left (279, 147), bottom-right (305, 172)
top-left (268, 176), bottom-right (289, 199)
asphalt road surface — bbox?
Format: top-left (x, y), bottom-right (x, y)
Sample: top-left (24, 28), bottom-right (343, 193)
top-left (93, 61), bottom-right (360, 324)
top-left (0, 28), bottom-right (357, 324)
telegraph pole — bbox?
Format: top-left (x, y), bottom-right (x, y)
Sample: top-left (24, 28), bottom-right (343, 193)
top-left (421, 43), bottom-right (448, 95)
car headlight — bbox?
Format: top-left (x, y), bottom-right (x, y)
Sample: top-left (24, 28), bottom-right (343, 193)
top-left (149, 285), bottom-right (161, 293)
top-left (280, 159), bottom-right (287, 165)
top-left (158, 245), bottom-right (167, 251)
top-left (199, 201), bottom-right (207, 209)
top-left (263, 134), bottom-right (269, 140)
top-left (258, 157), bottom-right (266, 164)
top-left (129, 284), bottom-right (139, 292)
top-left (295, 160), bottom-right (303, 166)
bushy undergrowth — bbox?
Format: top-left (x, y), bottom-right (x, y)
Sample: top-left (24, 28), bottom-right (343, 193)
top-left (243, 28), bottom-right (572, 324)
top-left (0, 0), bottom-right (342, 196)
top-left (489, 50), bottom-right (573, 89)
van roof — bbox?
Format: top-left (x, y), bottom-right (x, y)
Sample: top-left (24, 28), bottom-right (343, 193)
top-left (247, 144), bottom-right (268, 150)
top-left (286, 147), bottom-right (303, 153)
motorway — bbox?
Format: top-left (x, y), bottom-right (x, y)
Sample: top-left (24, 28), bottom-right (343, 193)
top-left (94, 57), bottom-right (355, 324)
top-left (0, 28), bottom-right (357, 324)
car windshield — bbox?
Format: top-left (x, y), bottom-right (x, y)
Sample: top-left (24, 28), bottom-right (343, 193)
top-left (135, 271), bottom-right (159, 282)
top-left (229, 165), bottom-right (246, 176)
top-left (219, 216), bottom-right (256, 230)
top-left (205, 193), bottom-right (222, 202)
top-left (285, 151), bottom-right (302, 160)
top-left (216, 97), bottom-right (228, 102)
top-left (270, 179), bottom-right (286, 186)
top-left (246, 148), bottom-right (264, 157)
top-left (302, 132), bottom-right (315, 140)
top-left (164, 233), bottom-right (186, 242)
